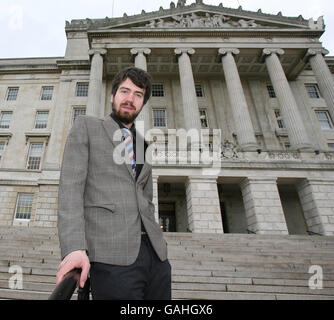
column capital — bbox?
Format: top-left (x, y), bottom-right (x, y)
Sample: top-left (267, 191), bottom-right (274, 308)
top-left (305, 48), bottom-right (330, 59)
top-left (262, 48), bottom-right (285, 58)
top-left (218, 48), bottom-right (240, 56)
top-left (174, 48), bottom-right (195, 57)
top-left (88, 48), bottom-right (107, 56)
top-left (130, 48), bottom-right (151, 57)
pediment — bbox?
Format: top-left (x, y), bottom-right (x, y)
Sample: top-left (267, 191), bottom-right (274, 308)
top-left (66, 2), bottom-right (324, 34)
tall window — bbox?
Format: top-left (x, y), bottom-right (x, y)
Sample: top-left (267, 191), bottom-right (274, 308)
top-left (199, 109), bottom-right (209, 128)
top-left (6, 87), bottom-right (19, 101)
top-left (152, 84), bottom-right (165, 97)
top-left (0, 111), bottom-right (13, 129)
top-left (195, 84), bottom-right (204, 97)
top-left (0, 142), bottom-right (5, 161)
top-left (72, 107), bottom-right (86, 124)
top-left (15, 194), bottom-right (34, 220)
top-left (76, 83), bottom-right (89, 97)
top-left (27, 143), bottom-right (44, 170)
top-left (35, 111), bottom-right (49, 129)
top-left (305, 84), bottom-right (321, 99)
top-left (267, 85), bottom-right (276, 98)
top-left (316, 111), bottom-right (333, 130)
top-left (152, 109), bottom-right (167, 128)
top-left (41, 86), bottom-right (54, 100)
top-left (274, 109), bottom-right (285, 129)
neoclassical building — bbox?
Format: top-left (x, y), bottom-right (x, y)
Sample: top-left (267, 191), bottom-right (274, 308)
top-left (0, 0), bottom-right (334, 237)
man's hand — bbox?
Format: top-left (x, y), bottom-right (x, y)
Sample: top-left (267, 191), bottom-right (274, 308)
top-left (56, 250), bottom-right (90, 288)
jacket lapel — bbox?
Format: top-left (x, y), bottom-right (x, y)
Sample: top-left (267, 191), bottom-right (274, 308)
top-left (102, 115), bottom-right (135, 181)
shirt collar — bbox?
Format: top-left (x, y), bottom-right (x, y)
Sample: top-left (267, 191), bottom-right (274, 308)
top-left (110, 113), bottom-right (136, 136)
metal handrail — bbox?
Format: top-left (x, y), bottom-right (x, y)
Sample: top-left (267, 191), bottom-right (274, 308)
top-left (48, 268), bottom-right (90, 300)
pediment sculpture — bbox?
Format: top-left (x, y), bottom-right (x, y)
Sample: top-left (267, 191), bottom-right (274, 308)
top-left (145, 12), bottom-right (260, 29)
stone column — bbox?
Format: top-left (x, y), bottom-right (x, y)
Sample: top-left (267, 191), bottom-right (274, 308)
top-left (263, 49), bottom-right (312, 151)
top-left (131, 48), bottom-right (152, 134)
top-left (240, 178), bottom-right (288, 235)
top-left (87, 48), bottom-right (107, 117)
top-left (43, 75), bottom-right (71, 170)
top-left (306, 48), bottom-right (334, 121)
top-left (152, 175), bottom-right (159, 224)
top-left (218, 49), bottom-right (258, 151)
top-left (174, 48), bottom-right (202, 133)
top-left (185, 176), bottom-right (224, 233)
top-left (297, 179), bottom-right (334, 236)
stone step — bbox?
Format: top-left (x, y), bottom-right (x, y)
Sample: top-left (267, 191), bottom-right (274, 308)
top-left (172, 289), bottom-right (334, 300)
top-left (0, 288), bottom-right (78, 300)
top-left (0, 265), bottom-right (57, 276)
top-left (172, 274), bottom-right (334, 288)
top-left (172, 281), bottom-right (334, 296)
top-left (0, 280), bottom-right (55, 293)
top-left (172, 289), bottom-right (276, 300)
top-left (0, 288), bottom-right (51, 300)
top-left (168, 248), bottom-right (334, 262)
top-left (0, 271), bottom-right (56, 284)
top-left (225, 284), bottom-right (334, 296)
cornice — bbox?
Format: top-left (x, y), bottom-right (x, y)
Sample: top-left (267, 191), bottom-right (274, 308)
top-left (87, 28), bottom-right (324, 39)
top-left (66, 2), bottom-right (312, 33)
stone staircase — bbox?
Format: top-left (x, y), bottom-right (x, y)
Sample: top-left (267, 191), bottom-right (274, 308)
top-left (0, 226), bottom-right (334, 300)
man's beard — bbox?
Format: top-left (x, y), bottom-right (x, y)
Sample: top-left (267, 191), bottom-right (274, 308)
top-left (112, 102), bottom-right (140, 124)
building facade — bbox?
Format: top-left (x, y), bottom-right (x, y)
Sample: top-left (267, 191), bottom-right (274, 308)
top-left (1, 0), bottom-right (334, 236)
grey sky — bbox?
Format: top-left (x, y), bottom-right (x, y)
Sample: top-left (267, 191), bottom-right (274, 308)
top-left (0, 0), bottom-right (333, 59)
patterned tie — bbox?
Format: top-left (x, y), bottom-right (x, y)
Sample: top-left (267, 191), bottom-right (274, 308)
top-left (121, 128), bottom-right (136, 178)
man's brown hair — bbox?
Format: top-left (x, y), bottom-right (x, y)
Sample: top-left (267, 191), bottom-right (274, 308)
top-left (111, 67), bottom-right (152, 105)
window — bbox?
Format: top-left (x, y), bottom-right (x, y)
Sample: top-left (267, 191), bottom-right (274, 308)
top-left (41, 86), bottom-right (54, 100)
top-left (0, 142), bottom-right (5, 161)
top-left (199, 109), bottom-right (209, 128)
top-left (14, 194), bottom-right (34, 220)
top-left (76, 83), bottom-right (89, 97)
top-left (35, 111), bottom-right (49, 129)
top-left (152, 109), bottom-right (167, 128)
top-left (267, 85), bottom-right (276, 98)
top-left (195, 84), bottom-right (204, 97)
top-left (27, 143), bottom-right (44, 170)
top-left (305, 84), bottom-right (321, 99)
top-left (0, 111), bottom-right (13, 129)
top-left (274, 109), bottom-right (285, 129)
top-left (72, 107), bottom-right (86, 124)
top-left (316, 111), bottom-right (334, 130)
top-left (6, 87), bottom-right (19, 101)
top-left (328, 143), bottom-right (334, 150)
top-left (152, 84), bottom-right (165, 97)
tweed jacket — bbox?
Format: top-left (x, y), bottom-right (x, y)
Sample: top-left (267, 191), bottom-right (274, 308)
top-left (57, 115), bottom-right (167, 266)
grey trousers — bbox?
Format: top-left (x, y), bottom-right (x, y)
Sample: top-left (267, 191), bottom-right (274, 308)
top-left (90, 235), bottom-right (172, 300)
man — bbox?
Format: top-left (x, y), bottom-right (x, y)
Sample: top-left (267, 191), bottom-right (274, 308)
top-left (56, 67), bottom-right (171, 300)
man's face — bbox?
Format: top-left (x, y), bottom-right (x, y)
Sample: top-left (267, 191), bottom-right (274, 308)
top-left (111, 78), bottom-right (146, 126)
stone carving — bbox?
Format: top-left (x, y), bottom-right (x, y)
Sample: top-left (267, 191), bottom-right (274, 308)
top-left (145, 13), bottom-right (259, 28)
top-left (324, 153), bottom-right (333, 161)
top-left (268, 151), bottom-right (300, 160)
top-left (308, 16), bottom-right (325, 30)
top-left (220, 140), bottom-right (239, 160)
top-left (177, 0), bottom-right (187, 7)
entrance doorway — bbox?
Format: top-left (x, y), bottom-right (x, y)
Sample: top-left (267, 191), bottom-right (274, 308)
top-left (158, 202), bottom-right (176, 232)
